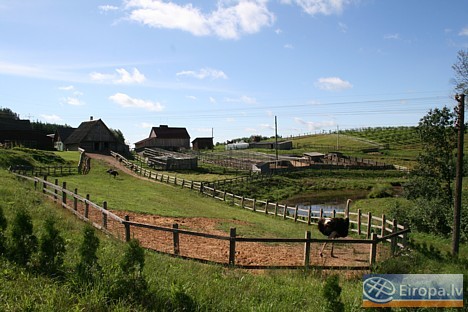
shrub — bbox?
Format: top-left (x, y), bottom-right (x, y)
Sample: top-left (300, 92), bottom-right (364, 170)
top-left (9, 209), bottom-right (37, 266)
top-left (0, 205), bottom-right (7, 256)
top-left (321, 274), bottom-right (344, 312)
top-left (367, 184), bottom-right (393, 199)
top-left (75, 225), bottom-right (101, 284)
top-left (37, 217), bottom-right (66, 276)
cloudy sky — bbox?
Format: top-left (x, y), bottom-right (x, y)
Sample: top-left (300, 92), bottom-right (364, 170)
top-left (1, 0), bottom-right (467, 146)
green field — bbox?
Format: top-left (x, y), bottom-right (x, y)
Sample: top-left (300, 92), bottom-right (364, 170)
top-left (1, 127), bottom-right (467, 311)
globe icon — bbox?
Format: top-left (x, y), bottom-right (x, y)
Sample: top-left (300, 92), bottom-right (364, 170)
top-left (363, 277), bottom-right (396, 304)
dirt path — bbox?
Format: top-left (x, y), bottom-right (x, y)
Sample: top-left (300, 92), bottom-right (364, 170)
top-left (85, 153), bottom-right (378, 268)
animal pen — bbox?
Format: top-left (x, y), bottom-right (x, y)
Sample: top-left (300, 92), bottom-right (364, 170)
top-left (11, 157), bottom-right (410, 270)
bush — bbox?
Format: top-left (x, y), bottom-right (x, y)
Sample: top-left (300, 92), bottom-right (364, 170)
top-left (37, 217), bottom-right (66, 276)
top-left (75, 225), bottom-right (101, 284)
top-left (9, 209), bottom-right (37, 266)
top-left (0, 205), bottom-right (7, 255)
top-left (321, 274), bottom-right (344, 312)
top-left (367, 184), bottom-right (393, 199)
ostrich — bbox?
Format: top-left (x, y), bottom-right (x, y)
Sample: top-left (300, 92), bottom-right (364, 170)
top-left (318, 199), bottom-right (352, 258)
top-left (106, 168), bottom-right (119, 178)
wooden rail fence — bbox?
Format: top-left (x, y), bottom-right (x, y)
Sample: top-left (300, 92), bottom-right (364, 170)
top-left (11, 171), bottom-right (410, 269)
top-left (111, 152), bottom-right (409, 249)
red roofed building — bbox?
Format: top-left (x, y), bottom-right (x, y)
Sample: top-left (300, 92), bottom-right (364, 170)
top-left (134, 125), bottom-right (190, 152)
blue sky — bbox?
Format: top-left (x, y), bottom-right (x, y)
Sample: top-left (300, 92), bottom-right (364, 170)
top-left (1, 0), bottom-right (467, 146)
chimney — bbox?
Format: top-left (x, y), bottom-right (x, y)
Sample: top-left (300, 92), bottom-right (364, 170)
top-left (90, 116), bottom-right (93, 121)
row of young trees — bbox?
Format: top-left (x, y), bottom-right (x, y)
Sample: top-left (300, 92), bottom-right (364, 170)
top-left (0, 205), bottom-right (196, 310)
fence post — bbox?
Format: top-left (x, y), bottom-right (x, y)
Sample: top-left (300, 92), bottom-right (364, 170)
top-left (391, 219), bottom-right (398, 255)
top-left (223, 190), bottom-right (227, 201)
top-left (381, 214), bottom-right (386, 237)
top-left (253, 199), bottom-right (256, 212)
top-left (283, 205), bottom-right (287, 219)
top-left (265, 201), bottom-right (269, 214)
top-left (307, 206), bottom-right (311, 225)
top-left (212, 185), bottom-right (216, 198)
top-left (34, 178), bottom-right (38, 190)
top-left (74, 188), bottom-right (78, 211)
top-left (241, 196), bottom-right (245, 208)
top-left (367, 212), bottom-right (372, 239)
top-left (124, 215), bottom-right (131, 242)
top-left (173, 223), bottom-right (180, 255)
top-left (62, 182), bottom-right (67, 206)
top-left (332, 209), bottom-right (336, 218)
top-left (102, 201), bottom-right (108, 229)
top-left (320, 208), bottom-right (323, 219)
top-left (85, 194), bottom-right (90, 219)
top-left (275, 202), bottom-right (279, 217)
top-left (43, 176), bottom-right (47, 194)
top-left (54, 178), bottom-right (58, 202)
top-left (294, 205), bottom-right (298, 222)
top-left (304, 231), bottom-right (311, 269)
top-left (357, 209), bottom-right (362, 235)
top-left (369, 233), bottom-right (378, 266)
top-left (229, 228), bottom-right (236, 267)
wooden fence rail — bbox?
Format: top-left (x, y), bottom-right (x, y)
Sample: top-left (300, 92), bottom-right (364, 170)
top-left (110, 152), bottom-right (410, 249)
top-left (11, 171), bottom-right (410, 269)
top-left (9, 165), bottom-right (78, 176)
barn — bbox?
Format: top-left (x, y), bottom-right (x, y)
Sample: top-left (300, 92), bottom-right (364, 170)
top-left (53, 127), bottom-right (76, 151)
top-left (64, 118), bottom-right (128, 153)
top-left (0, 118), bottom-right (53, 150)
top-left (134, 125), bottom-right (190, 152)
top-left (192, 137), bottom-right (214, 150)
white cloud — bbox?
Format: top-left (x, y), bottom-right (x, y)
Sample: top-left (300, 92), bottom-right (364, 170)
top-left (209, 96), bottom-right (217, 104)
top-left (62, 96), bottom-right (84, 106)
top-left (294, 117), bottom-right (336, 130)
top-left (40, 114), bottom-right (62, 123)
top-left (284, 43), bottom-right (294, 49)
top-left (384, 33), bottom-right (400, 40)
top-left (186, 95), bottom-right (197, 100)
top-left (90, 67), bottom-right (146, 84)
top-left (58, 85), bottom-right (74, 91)
top-left (99, 5), bottom-right (119, 12)
top-left (225, 95), bottom-right (257, 104)
top-left (459, 27), bottom-right (468, 36)
top-left (315, 77), bottom-right (352, 91)
top-left (139, 122), bottom-right (154, 128)
top-left (124, 0), bottom-right (275, 39)
top-left (275, 28), bottom-right (282, 35)
top-left (109, 93), bottom-right (164, 111)
top-left (281, 0), bottom-right (351, 16)
top-left (176, 67), bottom-right (228, 80)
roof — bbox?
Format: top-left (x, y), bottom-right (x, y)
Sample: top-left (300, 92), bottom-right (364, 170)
top-left (151, 125), bottom-right (190, 139)
top-left (65, 119), bottom-right (115, 144)
top-left (192, 137), bottom-right (213, 143)
top-left (55, 127), bottom-right (76, 142)
top-left (0, 119), bottom-right (32, 131)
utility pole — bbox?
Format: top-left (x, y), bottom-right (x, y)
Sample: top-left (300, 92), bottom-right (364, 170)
top-left (275, 116), bottom-right (279, 164)
top-left (452, 94), bottom-right (465, 257)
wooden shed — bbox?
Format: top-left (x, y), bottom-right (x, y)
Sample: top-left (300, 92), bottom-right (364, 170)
top-left (192, 137), bottom-right (214, 150)
top-left (134, 125), bottom-right (190, 152)
top-left (64, 118), bottom-right (128, 153)
top-left (53, 127), bottom-right (76, 151)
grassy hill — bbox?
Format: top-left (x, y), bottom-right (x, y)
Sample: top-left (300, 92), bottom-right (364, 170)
top-left (0, 143), bottom-right (467, 310)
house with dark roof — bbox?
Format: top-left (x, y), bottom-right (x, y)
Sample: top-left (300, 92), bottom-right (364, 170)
top-left (0, 118), bottom-right (53, 150)
top-left (134, 125), bottom-right (190, 152)
top-left (64, 118), bottom-right (128, 153)
top-left (192, 137), bottom-right (214, 150)
top-left (53, 127), bottom-right (76, 151)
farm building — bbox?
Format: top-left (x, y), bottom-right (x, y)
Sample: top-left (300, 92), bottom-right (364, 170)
top-left (64, 118), bottom-right (128, 153)
top-left (0, 118), bottom-right (53, 150)
top-left (192, 137), bottom-right (214, 150)
top-left (225, 142), bottom-right (249, 150)
top-left (134, 125), bottom-right (190, 152)
top-left (53, 127), bottom-right (76, 151)
top-left (249, 140), bottom-right (293, 150)
top-left (143, 148), bottom-right (198, 170)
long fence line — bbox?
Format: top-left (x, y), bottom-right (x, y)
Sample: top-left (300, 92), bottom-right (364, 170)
top-left (111, 152), bottom-right (409, 249)
top-left (10, 171), bottom-right (409, 269)
top-left (9, 165), bottom-right (78, 176)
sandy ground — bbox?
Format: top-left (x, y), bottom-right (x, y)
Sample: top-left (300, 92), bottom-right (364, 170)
top-left (79, 153), bottom-right (381, 268)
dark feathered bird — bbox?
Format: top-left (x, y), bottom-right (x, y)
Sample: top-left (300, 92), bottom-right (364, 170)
top-left (106, 168), bottom-right (119, 178)
top-left (318, 199), bottom-right (351, 257)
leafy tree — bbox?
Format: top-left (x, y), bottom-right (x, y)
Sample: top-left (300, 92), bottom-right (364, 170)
top-left (9, 209), bottom-right (38, 266)
top-left (110, 128), bottom-right (125, 143)
top-left (37, 217), bottom-right (66, 276)
top-left (0, 107), bottom-right (19, 120)
top-left (452, 49), bottom-right (468, 94)
top-left (403, 107), bottom-right (457, 236)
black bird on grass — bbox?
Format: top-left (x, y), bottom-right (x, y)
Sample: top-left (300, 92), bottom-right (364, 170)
top-left (318, 199), bottom-right (352, 258)
top-left (106, 168), bottom-right (119, 178)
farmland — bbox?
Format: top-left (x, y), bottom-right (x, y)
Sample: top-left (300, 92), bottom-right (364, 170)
top-left (0, 129), bottom-right (467, 311)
